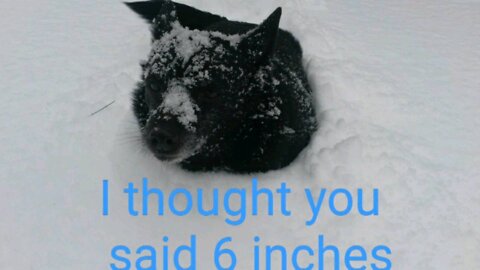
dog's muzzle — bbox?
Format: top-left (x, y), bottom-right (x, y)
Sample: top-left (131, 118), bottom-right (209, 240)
top-left (145, 118), bottom-right (187, 160)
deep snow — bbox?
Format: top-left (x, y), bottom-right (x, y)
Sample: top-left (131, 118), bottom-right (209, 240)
top-left (1, 0), bottom-right (479, 269)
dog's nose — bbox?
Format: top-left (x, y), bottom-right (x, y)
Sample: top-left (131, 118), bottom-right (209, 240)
top-left (147, 124), bottom-right (182, 155)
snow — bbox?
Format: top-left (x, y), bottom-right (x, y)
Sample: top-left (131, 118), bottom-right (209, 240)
top-left (156, 81), bottom-right (199, 131)
top-left (1, 0), bottom-right (479, 269)
top-left (146, 21), bottom-right (212, 75)
top-left (144, 21), bottom-right (241, 78)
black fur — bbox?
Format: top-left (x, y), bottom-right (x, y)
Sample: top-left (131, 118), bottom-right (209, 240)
top-left (127, 0), bottom-right (317, 173)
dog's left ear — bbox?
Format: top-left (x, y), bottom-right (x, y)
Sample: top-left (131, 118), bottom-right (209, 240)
top-left (124, 1), bottom-right (164, 22)
top-left (126, 1), bottom-right (178, 38)
top-left (126, 1), bottom-right (227, 32)
top-left (239, 8), bottom-right (282, 66)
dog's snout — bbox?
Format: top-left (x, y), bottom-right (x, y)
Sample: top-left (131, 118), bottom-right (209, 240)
top-left (146, 121), bottom-right (185, 158)
top-left (149, 128), bottom-right (178, 153)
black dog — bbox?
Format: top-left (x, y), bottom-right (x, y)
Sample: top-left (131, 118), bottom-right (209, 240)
top-left (126, 0), bottom-right (317, 173)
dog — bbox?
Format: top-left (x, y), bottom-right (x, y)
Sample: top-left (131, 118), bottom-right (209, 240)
top-left (126, 0), bottom-right (317, 173)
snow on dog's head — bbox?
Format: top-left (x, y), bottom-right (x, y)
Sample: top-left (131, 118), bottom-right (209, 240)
top-left (157, 81), bottom-right (198, 132)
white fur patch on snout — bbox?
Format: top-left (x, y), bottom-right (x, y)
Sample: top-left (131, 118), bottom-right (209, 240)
top-left (157, 82), bottom-right (199, 131)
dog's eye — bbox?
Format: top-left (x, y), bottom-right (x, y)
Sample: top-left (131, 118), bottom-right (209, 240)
top-left (194, 87), bottom-right (219, 103)
top-left (206, 91), bottom-right (219, 99)
top-left (149, 82), bottom-right (160, 92)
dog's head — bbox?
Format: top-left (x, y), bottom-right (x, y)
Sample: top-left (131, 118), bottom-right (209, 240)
top-left (128, 1), bottom-right (282, 162)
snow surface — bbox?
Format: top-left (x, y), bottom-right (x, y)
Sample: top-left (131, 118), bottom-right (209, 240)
top-left (1, 0), bottom-right (479, 269)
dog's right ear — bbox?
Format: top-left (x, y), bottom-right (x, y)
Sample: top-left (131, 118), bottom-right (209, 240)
top-left (238, 8), bottom-right (282, 66)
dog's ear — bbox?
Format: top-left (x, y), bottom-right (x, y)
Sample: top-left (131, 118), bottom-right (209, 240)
top-left (125, 1), bottom-right (178, 38)
top-left (239, 8), bottom-right (282, 66)
top-left (125, 1), bottom-right (226, 31)
top-left (174, 3), bottom-right (227, 31)
top-left (125, 1), bottom-right (164, 23)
